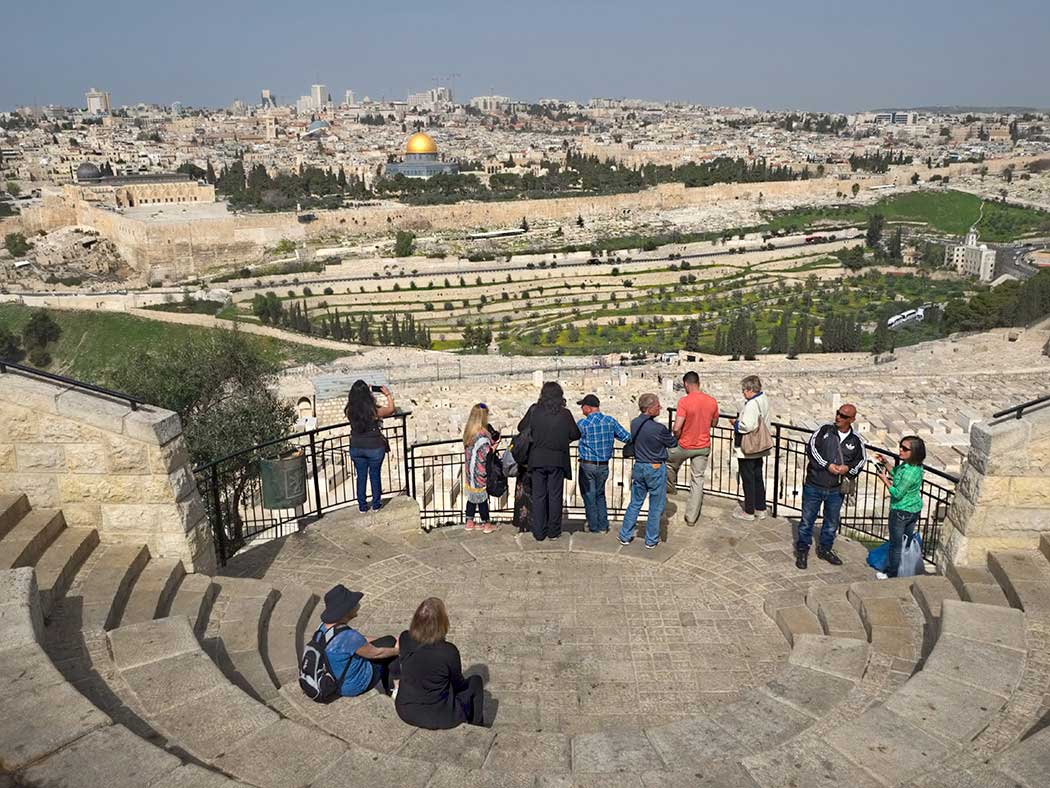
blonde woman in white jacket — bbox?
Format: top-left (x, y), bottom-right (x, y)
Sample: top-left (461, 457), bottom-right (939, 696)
top-left (732, 375), bottom-right (772, 522)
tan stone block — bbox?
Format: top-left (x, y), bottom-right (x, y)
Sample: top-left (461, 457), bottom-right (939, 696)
top-left (61, 503), bottom-right (102, 528)
top-left (123, 407), bottom-right (183, 446)
top-left (974, 475), bottom-right (1011, 505)
top-left (1, 404), bottom-right (39, 441)
top-left (54, 389), bottom-right (130, 435)
top-left (0, 374), bottom-right (64, 413)
top-left (104, 435), bottom-right (150, 475)
top-left (1009, 477), bottom-right (1050, 507)
top-left (59, 475), bottom-right (144, 505)
top-left (15, 444), bottom-right (65, 472)
top-left (148, 438), bottom-right (191, 475)
top-left (65, 443), bottom-right (109, 474)
top-left (39, 416), bottom-right (106, 444)
top-left (0, 473), bottom-right (60, 509)
top-left (0, 444), bottom-right (14, 473)
top-left (101, 503), bottom-right (176, 535)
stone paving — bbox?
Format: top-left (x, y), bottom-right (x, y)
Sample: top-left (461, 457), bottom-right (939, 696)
top-left (222, 495), bottom-right (874, 734)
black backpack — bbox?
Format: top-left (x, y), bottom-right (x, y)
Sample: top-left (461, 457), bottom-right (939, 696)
top-left (299, 625), bottom-right (352, 702)
top-left (486, 449), bottom-right (509, 497)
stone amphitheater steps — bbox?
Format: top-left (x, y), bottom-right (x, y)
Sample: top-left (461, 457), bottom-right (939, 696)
top-left (0, 567), bottom-right (250, 787)
top-left (26, 525), bottom-right (99, 618)
top-left (0, 492), bottom-right (31, 537)
top-left (265, 586), bottom-right (319, 688)
top-left (168, 571), bottom-right (219, 637)
top-left (945, 562), bottom-right (1011, 606)
top-left (120, 558), bottom-right (187, 626)
top-left (76, 543), bottom-right (151, 631)
top-left (205, 577), bottom-right (282, 704)
top-left (0, 507), bottom-right (66, 570)
top-left (987, 549), bottom-right (1050, 613)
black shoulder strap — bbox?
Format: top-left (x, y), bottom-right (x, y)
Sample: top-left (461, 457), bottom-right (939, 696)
top-left (630, 416), bottom-right (654, 443)
top-left (322, 625), bottom-right (357, 687)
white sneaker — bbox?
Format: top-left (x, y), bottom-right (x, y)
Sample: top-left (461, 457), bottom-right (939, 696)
top-left (391, 684), bottom-right (399, 700)
top-left (755, 510), bottom-right (769, 520)
top-left (731, 510), bottom-right (756, 522)
top-left (875, 572), bottom-right (889, 580)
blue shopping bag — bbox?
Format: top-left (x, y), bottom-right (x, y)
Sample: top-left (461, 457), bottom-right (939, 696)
top-left (866, 541), bottom-right (890, 572)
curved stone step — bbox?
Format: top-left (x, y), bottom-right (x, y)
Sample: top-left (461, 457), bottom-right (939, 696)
top-left (805, 585), bottom-right (866, 640)
top-left (945, 563), bottom-right (1010, 607)
top-left (206, 578), bottom-right (280, 703)
top-left (263, 585), bottom-right (319, 688)
top-left (763, 591), bottom-right (822, 646)
top-left (120, 558), bottom-right (186, 626)
top-left (909, 575), bottom-right (959, 653)
top-left (77, 544), bottom-right (151, 631)
top-left (847, 578), bottom-right (925, 675)
top-left (988, 551), bottom-right (1050, 613)
top-left (167, 572), bottom-right (218, 637)
top-left (109, 616), bottom-right (348, 787)
top-left (0, 508), bottom-right (65, 569)
top-left (0, 493), bottom-right (30, 539)
top-left (0, 568), bottom-right (246, 787)
top-left (33, 526), bottom-right (99, 617)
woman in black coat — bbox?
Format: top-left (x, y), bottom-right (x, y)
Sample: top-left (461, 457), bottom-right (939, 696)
top-left (517, 381), bottom-right (581, 541)
top-left (394, 597), bottom-right (484, 729)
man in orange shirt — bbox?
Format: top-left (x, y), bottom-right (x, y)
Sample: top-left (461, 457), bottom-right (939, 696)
top-left (666, 371), bottom-right (720, 526)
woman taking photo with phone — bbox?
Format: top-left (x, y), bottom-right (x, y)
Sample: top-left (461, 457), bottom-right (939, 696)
top-left (345, 380), bottom-right (396, 512)
top-left (874, 435), bottom-right (926, 578)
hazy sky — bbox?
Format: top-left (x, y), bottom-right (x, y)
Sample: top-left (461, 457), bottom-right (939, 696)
top-left (3, 0), bottom-right (1048, 112)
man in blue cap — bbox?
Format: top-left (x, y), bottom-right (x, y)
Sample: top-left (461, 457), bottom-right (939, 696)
top-left (315, 584), bottom-right (400, 697)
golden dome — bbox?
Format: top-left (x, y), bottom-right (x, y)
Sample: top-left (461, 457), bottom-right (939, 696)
top-left (405, 131), bottom-right (438, 154)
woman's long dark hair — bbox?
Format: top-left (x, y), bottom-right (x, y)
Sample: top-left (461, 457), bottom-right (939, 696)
top-left (345, 380), bottom-right (378, 433)
top-left (537, 381), bottom-right (565, 414)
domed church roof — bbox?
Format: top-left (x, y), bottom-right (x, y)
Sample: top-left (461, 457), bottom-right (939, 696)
top-left (76, 162), bottom-right (102, 181)
top-left (405, 132), bottom-right (438, 154)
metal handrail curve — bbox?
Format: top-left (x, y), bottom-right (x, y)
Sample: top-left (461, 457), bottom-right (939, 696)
top-left (992, 395), bottom-right (1050, 421)
top-left (0, 359), bottom-right (147, 410)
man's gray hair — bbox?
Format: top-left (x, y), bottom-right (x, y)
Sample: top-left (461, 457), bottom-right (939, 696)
top-left (638, 392), bottom-right (659, 412)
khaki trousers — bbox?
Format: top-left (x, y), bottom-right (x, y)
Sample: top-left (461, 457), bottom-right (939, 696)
top-left (666, 446), bottom-right (710, 524)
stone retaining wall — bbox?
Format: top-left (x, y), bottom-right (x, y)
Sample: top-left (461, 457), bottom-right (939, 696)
top-left (939, 403), bottom-right (1050, 568)
top-left (0, 371), bottom-right (215, 573)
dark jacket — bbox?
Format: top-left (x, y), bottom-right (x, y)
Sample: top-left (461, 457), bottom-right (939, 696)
top-left (394, 631), bottom-right (471, 730)
top-left (518, 404), bottom-right (581, 478)
top-left (805, 423), bottom-right (866, 489)
top-left (629, 414), bottom-right (678, 464)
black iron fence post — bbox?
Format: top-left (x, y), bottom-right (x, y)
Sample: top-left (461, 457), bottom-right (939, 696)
top-left (209, 464), bottom-right (228, 566)
top-left (309, 432), bottom-right (322, 519)
top-left (772, 424), bottom-right (781, 518)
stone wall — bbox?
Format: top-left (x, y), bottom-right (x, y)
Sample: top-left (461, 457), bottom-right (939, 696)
top-left (0, 371), bottom-right (215, 573)
top-left (939, 403), bottom-right (1050, 568)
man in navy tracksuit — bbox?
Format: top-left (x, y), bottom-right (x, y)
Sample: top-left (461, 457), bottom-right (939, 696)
top-left (795, 404), bottom-right (866, 569)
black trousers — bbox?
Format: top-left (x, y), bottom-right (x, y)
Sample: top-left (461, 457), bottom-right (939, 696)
top-left (531, 466), bottom-right (565, 541)
top-left (364, 635), bottom-right (401, 694)
top-left (738, 457), bottom-right (767, 514)
top-left (455, 674), bottom-right (485, 726)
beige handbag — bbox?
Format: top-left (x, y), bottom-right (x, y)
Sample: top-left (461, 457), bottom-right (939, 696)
top-left (740, 417), bottom-right (773, 455)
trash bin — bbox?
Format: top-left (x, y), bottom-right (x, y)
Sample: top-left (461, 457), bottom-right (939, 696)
top-left (260, 451), bottom-right (307, 509)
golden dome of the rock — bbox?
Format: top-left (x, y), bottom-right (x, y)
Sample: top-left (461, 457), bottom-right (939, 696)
top-left (405, 132), bottom-right (438, 154)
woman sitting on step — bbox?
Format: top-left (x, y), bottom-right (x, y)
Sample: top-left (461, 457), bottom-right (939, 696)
top-left (315, 584), bottom-right (400, 697)
top-left (395, 597), bottom-right (485, 729)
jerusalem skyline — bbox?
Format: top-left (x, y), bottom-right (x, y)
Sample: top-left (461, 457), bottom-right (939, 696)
top-left (3, 0), bottom-right (1049, 112)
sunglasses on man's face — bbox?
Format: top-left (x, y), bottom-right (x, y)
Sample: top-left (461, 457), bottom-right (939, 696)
top-left (835, 411), bottom-right (854, 419)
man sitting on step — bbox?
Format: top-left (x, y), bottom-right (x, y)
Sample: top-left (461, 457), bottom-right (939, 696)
top-left (314, 585), bottom-right (401, 697)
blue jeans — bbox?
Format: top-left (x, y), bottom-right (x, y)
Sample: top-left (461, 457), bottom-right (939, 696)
top-left (796, 484), bottom-right (844, 552)
top-left (619, 463), bottom-right (667, 547)
top-left (349, 446), bottom-right (385, 511)
top-left (886, 509), bottom-right (919, 578)
top-left (578, 462), bottom-right (610, 532)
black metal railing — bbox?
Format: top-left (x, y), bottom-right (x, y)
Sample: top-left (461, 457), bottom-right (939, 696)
top-left (0, 359), bottom-right (147, 410)
top-left (993, 394), bottom-right (1050, 420)
top-left (405, 415), bottom-right (955, 561)
top-left (193, 413), bottom-right (410, 564)
top-left (197, 409), bottom-right (956, 565)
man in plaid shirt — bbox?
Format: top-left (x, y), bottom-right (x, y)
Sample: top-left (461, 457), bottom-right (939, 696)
top-left (576, 394), bottom-right (630, 532)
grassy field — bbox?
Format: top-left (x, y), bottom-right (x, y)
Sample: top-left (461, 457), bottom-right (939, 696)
top-left (0, 304), bottom-right (343, 384)
top-left (764, 190), bottom-right (1050, 241)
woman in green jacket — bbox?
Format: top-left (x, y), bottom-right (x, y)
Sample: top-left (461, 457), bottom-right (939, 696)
top-left (875, 435), bottom-right (926, 578)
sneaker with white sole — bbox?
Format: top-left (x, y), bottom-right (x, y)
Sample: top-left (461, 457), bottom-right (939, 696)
top-left (755, 510), bottom-right (769, 520)
top-left (875, 571), bottom-right (889, 580)
top-left (731, 510), bottom-right (756, 522)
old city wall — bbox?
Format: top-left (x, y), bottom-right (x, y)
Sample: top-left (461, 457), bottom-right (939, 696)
top-left (939, 403), bottom-right (1050, 569)
top-left (0, 372), bottom-right (216, 573)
